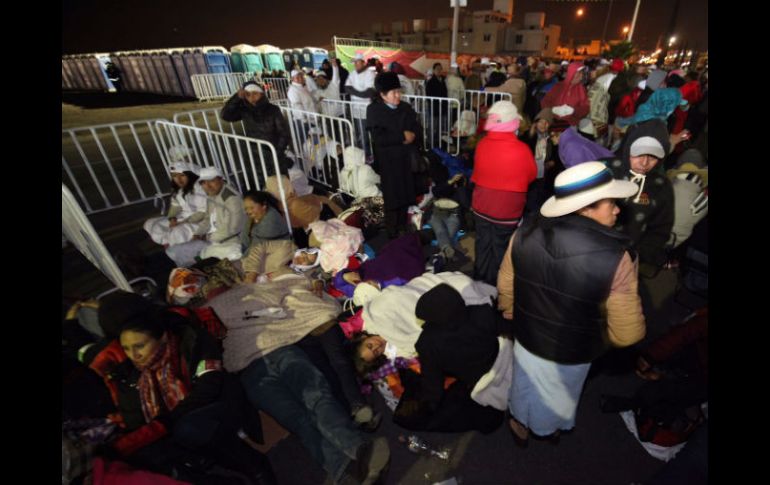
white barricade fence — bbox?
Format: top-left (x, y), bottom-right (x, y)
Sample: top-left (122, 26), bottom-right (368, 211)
top-left (62, 183), bottom-right (133, 292)
top-left (153, 120), bottom-right (293, 233)
top-left (62, 119), bottom-right (171, 215)
top-left (402, 94), bottom-right (461, 155)
top-left (320, 98), bottom-right (372, 160)
top-left (407, 79), bottom-right (425, 96)
top-left (278, 106), bottom-right (355, 193)
top-left (464, 90), bottom-right (513, 128)
top-left (262, 77), bottom-right (290, 103)
top-left (173, 106), bottom-right (354, 195)
top-left (191, 72), bottom-right (260, 102)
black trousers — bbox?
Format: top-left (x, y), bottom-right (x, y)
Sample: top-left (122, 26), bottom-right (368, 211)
top-left (385, 206), bottom-right (409, 238)
top-left (473, 214), bottom-right (517, 286)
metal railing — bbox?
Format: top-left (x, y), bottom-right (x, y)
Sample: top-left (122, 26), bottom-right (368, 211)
top-left (464, 90), bottom-right (513, 128)
top-left (62, 119), bottom-right (170, 215)
top-left (62, 184), bottom-right (132, 292)
top-left (191, 72), bottom-right (260, 102)
top-left (173, 106), bottom-right (354, 194)
top-left (320, 99), bottom-right (372, 157)
top-left (278, 106), bottom-right (354, 192)
top-left (262, 77), bottom-right (290, 102)
top-left (154, 120), bottom-right (293, 233)
top-left (402, 94), bottom-right (461, 154)
top-left (333, 36), bottom-right (402, 50)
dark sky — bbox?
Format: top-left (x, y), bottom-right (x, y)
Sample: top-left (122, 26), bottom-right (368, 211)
top-left (62, 0), bottom-right (707, 54)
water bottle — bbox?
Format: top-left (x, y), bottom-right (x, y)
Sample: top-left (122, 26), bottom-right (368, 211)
top-left (399, 434), bottom-right (450, 460)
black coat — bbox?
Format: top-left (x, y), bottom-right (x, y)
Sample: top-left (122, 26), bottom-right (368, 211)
top-left (366, 100), bottom-right (422, 209)
top-left (221, 94), bottom-right (291, 156)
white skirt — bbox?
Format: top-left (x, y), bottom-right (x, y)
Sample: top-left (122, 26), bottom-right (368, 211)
top-left (144, 217), bottom-right (205, 247)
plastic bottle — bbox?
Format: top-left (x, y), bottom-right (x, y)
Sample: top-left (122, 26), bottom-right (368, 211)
top-left (399, 434), bottom-right (450, 460)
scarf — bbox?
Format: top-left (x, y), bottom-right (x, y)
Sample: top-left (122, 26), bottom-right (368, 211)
top-left (136, 332), bottom-right (191, 422)
top-left (485, 118), bottom-right (520, 133)
top-left (617, 88), bottom-right (682, 127)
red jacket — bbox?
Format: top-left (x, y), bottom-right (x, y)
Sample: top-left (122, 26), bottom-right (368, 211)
top-left (471, 131), bottom-right (537, 192)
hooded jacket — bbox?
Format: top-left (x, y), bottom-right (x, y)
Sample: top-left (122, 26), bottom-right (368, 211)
top-left (540, 62), bottom-right (589, 126)
top-left (605, 119), bottom-right (674, 273)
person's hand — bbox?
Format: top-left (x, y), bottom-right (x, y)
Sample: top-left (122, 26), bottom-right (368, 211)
top-left (448, 174), bottom-right (464, 185)
top-left (236, 88), bottom-right (246, 99)
top-left (670, 129), bottom-right (691, 148)
top-left (65, 299), bottom-right (98, 320)
top-left (168, 217), bottom-right (178, 228)
top-left (403, 131), bottom-right (416, 144)
top-left (502, 310), bottom-right (513, 320)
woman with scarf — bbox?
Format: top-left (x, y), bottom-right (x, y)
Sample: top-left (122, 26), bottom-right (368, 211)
top-left (82, 292), bottom-right (276, 485)
top-left (239, 190), bottom-right (295, 284)
top-left (540, 61), bottom-right (590, 127)
top-left (366, 71), bottom-right (423, 238)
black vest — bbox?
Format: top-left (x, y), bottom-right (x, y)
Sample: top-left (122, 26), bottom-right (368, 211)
top-left (512, 214), bottom-right (633, 364)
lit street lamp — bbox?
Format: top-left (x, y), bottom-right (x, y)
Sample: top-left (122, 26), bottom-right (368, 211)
top-left (622, 26), bottom-right (630, 34)
top-left (577, 8), bottom-right (584, 17)
top-left (668, 35), bottom-right (677, 47)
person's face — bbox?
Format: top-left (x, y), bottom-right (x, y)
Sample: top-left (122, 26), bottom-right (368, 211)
top-left (245, 90), bottom-right (263, 106)
top-left (316, 76), bottom-right (329, 88)
top-left (243, 198), bottom-right (268, 222)
top-left (580, 198), bottom-right (620, 227)
top-left (380, 89), bottom-right (401, 105)
top-left (434, 65), bottom-right (443, 77)
top-left (536, 119), bottom-right (550, 134)
top-left (571, 69), bottom-right (584, 85)
top-left (293, 251), bottom-right (318, 266)
top-left (171, 172), bottom-right (189, 189)
top-left (629, 154), bottom-right (660, 175)
top-left (354, 60), bottom-right (366, 72)
top-left (200, 177), bottom-right (224, 196)
top-left (120, 330), bottom-right (161, 367)
top-left (359, 335), bottom-right (387, 363)
top-left (293, 73), bottom-right (305, 85)
top-left (543, 70), bottom-right (554, 81)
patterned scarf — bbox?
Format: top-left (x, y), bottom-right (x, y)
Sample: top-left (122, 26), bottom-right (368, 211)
top-left (136, 332), bottom-right (191, 422)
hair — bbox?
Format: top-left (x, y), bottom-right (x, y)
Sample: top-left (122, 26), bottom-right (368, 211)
top-left (243, 190), bottom-right (281, 212)
top-left (485, 71), bottom-right (507, 88)
top-left (170, 170), bottom-right (199, 197)
top-left (119, 308), bottom-right (167, 341)
top-left (433, 62), bottom-right (442, 70)
top-left (348, 331), bottom-right (388, 376)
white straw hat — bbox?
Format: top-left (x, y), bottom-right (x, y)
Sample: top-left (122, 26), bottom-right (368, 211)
top-left (540, 162), bottom-right (638, 217)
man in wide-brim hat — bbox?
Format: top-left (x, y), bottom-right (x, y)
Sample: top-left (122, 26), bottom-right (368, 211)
top-left (497, 161), bottom-right (647, 445)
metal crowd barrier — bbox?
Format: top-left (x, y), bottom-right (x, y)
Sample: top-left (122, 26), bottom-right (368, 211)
top-left (154, 120), bottom-right (293, 233)
top-left (62, 119), bottom-right (170, 215)
top-left (464, 90), bottom-right (513, 127)
top-left (278, 106), bottom-right (354, 192)
top-left (191, 72), bottom-right (260, 102)
top-left (62, 183), bottom-right (133, 292)
top-left (173, 105), bottom-right (354, 194)
top-left (262, 77), bottom-right (290, 102)
top-left (320, 98), bottom-right (372, 159)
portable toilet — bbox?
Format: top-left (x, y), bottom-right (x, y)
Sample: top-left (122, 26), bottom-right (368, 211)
top-left (230, 44), bottom-right (264, 74)
top-left (149, 51), bottom-right (173, 95)
top-left (257, 44), bottom-right (285, 74)
top-left (158, 50), bottom-right (185, 96)
top-left (125, 52), bottom-right (149, 93)
top-left (71, 55), bottom-right (97, 91)
top-left (203, 46), bottom-right (232, 74)
top-left (170, 49), bottom-right (196, 97)
top-left (61, 57), bottom-right (79, 90)
top-left (138, 51), bottom-right (163, 94)
top-left (281, 50), bottom-right (295, 71)
top-left (299, 48), bottom-right (314, 70)
top-left (289, 49), bottom-right (304, 70)
top-left (307, 47), bottom-right (329, 70)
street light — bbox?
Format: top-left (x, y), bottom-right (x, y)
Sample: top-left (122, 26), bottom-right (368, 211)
top-left (577, 8), bottom-right (584, 17)
top-left (668, 35), bottom-right (677, 47)
top-left (622, 26), bottom-right (630, 35)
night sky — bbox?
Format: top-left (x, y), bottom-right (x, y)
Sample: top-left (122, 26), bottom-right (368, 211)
top-left (62, 0), bottom-right (707, 55)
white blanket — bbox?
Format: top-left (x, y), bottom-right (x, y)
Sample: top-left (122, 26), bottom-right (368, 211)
top-left (362, 271), bottom-right (497, 359)
top-left (471, 337), bottom-right (514, 411)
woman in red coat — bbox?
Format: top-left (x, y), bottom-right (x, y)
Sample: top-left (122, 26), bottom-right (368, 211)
top-left (470, 100), bottom-right (537, 285)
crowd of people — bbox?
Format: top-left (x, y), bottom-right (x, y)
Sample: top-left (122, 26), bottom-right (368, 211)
top-left (63, 51), bottom-right (709, 484)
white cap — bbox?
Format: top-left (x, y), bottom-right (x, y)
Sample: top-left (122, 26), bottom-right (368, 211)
top-left (290, 69), bottom-right (302, 78)
top-left (353, 53), bottom-right (365, 61)
top-left (578, 118), bottom-right (596, 136)
top-left (168, 162), bottom-right (195, 174)
top-left (630, 136), bottom-right (666, 159)
top-left (198, 166), bottom-right (223, 181)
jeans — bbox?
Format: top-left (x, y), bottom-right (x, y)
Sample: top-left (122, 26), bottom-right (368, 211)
top-left (430, 208), bottom-right (461, 252)
top-left (239, 346), bottom-right (365, 482)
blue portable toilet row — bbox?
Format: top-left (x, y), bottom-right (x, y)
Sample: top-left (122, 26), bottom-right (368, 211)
top-left (306, 47), bottom-right (330, 70)
top-left (231, 44), bottom-right (265, 74)
top-left (256, 44), bottom-right (286, 74)
top-left (64, 46), bottom-right (233, 97)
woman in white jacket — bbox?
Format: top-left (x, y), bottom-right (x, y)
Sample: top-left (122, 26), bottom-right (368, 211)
top-left (144, 161), bottom-right (209, 248)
